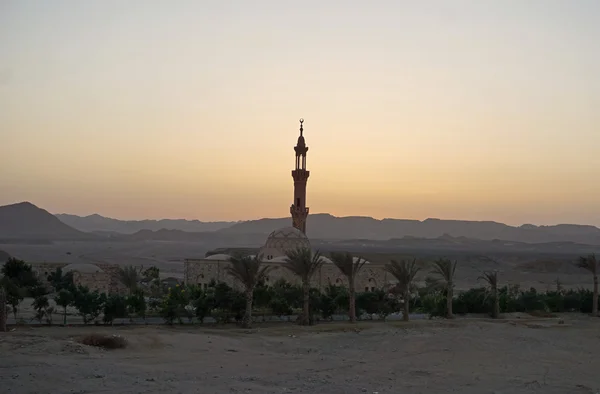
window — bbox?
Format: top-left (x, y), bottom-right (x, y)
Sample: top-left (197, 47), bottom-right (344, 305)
top-left (365, 287), bottom-right (369, 292)
top-left (371, 287), bottom-right (376, 292)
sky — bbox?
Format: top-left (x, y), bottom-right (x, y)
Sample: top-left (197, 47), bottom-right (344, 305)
top-left (1, 1), bottom-right (599, 226)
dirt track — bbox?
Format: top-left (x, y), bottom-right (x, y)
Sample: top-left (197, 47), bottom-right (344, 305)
top-left (1, 316), bottom-right (599, 394)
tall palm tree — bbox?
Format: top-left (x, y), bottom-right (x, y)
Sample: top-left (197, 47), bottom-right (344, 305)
top-left (225, 254), bottom-right (273, 329)
top-left (117, 266), bottom-right (140, 295)
top-left (576, 254), bottom-right (598, 316)
top-left (0, 287), bottom-right (6, 332)
top-left (430, 258), bottom-right (457, 319)
top-left (385, 259), bottom-right (421, 321)
top-left (330, 252), bottom-right (368, 323)
top-left (479, 271), bottom-right (500, 318)
top-left (284, 247), bottom-right (323, 325)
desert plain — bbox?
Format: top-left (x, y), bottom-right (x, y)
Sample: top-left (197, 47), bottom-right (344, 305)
top-left (1, 315), bottom-right (599, 394)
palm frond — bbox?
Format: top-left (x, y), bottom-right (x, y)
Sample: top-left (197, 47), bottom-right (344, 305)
top-left (385, 258), bottom-right (421, 291)
top-left (478, 270), bottom-right (498, 287)
top-left (225, 255), bottom-right (274, 290)
top-left (576, 254), bottom-right (598, 275)
top-left (330, 252), bottom-right (368, 282)
top-left (117, 266), bottom-right (140, 292)
top-left (429, 258), bottom-right (457, 286)
top-left (284, 247), bottom-right (323, 281)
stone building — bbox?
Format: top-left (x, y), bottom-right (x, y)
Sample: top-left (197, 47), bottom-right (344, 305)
top-left (31, 262), bottom-right (127, 294)
top-left (185, 120), bottom-right (392, 290)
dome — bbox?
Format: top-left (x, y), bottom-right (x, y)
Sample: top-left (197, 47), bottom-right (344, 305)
top-left (205, 253), bottom-right (232, 261)
top-left (318, 256), bottom-right (334, 264)
top-left (62, 263), bottom-right (103, 274)
top-left (259, 226), bottom-right (311, 260)
top-left (354, 257), bottom-right (370, 264)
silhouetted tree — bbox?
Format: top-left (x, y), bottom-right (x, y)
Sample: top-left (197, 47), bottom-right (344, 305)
top-left (0, 287), bottom-right (6, 332)
top-left (576, 254), bottom-right (598, 316)
top-left (430, 258), bottom-right (457, 319)
top-left (479, 271), bottom-right (500, 318)
top-left (385, 259), bottom-right (421, 321)
top-left (225, 254), bottom-right (274, 328)
top-left (54, 289), bottom-right (74, 325)
top-left (284, 248), bottom-right (323, 325)
top-left (330, 252), bottom-right (368, 323)
top-left (47, 268), bottom-right (74, 292)
top-left (117, 266), bottom-right (141, 295)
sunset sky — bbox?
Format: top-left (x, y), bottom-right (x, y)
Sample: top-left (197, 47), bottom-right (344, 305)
top-left (1, 1), bottom-right (599, 226)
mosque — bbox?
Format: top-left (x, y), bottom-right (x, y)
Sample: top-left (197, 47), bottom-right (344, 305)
top-left (184, 120), bottom-right (391, 291)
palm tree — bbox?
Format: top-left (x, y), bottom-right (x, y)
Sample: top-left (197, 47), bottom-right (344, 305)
top-left (430, 258), bottom-right (457, 319)
top-left (330, 252), bottom-right (368, 323)
top-left (225, 254), bottom-right (274, 328)
top-left (284, 247), bottom-right (323, 325)
top-left (0, 287), bottom-right (6, 332)
top-left (385, 259), bottom-right (421, 321)
top-left (479, 271), bottom-right (500, 318)
top-left (576, 254), bottom-right (598, 316)
top-left (117, 266), bottom-right (140, 295)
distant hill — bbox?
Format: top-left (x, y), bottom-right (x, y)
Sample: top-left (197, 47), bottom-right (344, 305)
top-left (0, 202), bottom-right (94, 241)
top-left (218, 213), bottom-right (600, 245)
top-left (56, 213), bottom-right (235, 234)
top-left (1, 201), bottom-right (593, 245)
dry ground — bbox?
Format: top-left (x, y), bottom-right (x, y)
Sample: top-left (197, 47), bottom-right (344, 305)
top-left (1, 316), bottom-right (599, 394)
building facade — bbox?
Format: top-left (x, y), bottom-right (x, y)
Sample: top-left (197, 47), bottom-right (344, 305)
top-left (31, 262), bottom-right (127, 294)
top-left (184, 120), bottom-right (392, 290)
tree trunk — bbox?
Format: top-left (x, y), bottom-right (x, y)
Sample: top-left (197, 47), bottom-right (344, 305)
top-left (446, 282), bottom-right (453, 319)
top-left (0, 288), bottom-right (6, 332)
top-left (349, 284), bottom-right (356, 323)
top-left (63, 306), bottom-right (67, 326)
top-left (492, 286), bottom-right (499, 319)
top-left (301, 280), bottom-right (310, 326)
top-left (403, 290), bottom-right (410, 322)
top-left (242, 288), bottom-right (253, 329)
top-left (593, 275), bottom-right (598, 316)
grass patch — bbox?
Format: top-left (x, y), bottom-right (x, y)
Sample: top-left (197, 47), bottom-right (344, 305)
top-left (79, 333), bottom-right (128, 349)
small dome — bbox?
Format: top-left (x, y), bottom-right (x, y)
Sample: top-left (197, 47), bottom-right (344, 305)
top-left (63, 263), bottom-right (103, 274)
top-left (318, 256), bottom-right (334, 264)
top-left (205, 253), bottom-right (231, 261)
top-left (354, 257), bottom-right (370, 264)
top-left (259, 226), bottom-right (311, 259)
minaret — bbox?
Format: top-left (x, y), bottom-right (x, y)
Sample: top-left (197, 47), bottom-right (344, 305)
top-left (291, 118), bottom-right (310, 234)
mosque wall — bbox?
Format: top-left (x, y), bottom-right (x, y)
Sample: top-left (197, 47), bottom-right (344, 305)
top-left (184, 259), bottom-right (396, 291)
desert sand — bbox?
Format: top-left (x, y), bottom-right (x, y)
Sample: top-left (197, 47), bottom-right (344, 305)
top-left (1, 316), bottom-right (599, 394)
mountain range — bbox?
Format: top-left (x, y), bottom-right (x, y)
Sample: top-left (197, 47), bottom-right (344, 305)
top-left (56, 213), bottom-right (234, 234)
top-left (0, 202), bottom-right (94, 241)
top-left (2, 202), bottom-right (600, 246)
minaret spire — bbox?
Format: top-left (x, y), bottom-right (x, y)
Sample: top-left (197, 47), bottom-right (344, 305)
top-left (290, 118), bottom-right (310, 234)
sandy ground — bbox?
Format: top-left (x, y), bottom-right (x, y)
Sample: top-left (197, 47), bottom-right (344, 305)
top-left (1, 316), bottom-right (599, 394)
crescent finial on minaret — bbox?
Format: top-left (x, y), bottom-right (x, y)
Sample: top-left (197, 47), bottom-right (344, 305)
top-left (299, 118), bottom-right (304, 136)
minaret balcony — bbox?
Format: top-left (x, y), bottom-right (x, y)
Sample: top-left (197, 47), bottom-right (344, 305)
top-left (290, 205), bottom-right (309, 215)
